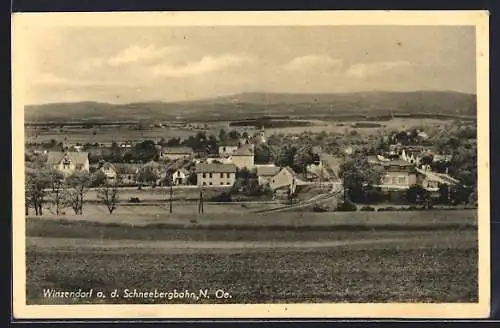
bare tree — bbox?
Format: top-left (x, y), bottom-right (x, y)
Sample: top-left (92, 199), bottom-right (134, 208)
top-left (25, 168), bottom-right (51, 216)
top-left (96, 180), bottom-right (120, 214)
top-left (48, 169), bottom-right (66, 215)
top-left (65, 171), bottom-right (91, 215)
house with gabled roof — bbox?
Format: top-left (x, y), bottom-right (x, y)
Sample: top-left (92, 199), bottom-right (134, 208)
top-left (172, 167), bottom-right (191, 185)
top-left (269, 166), bottom-right (308, 191)
top-left (255, 164), bottom-right (281, 186)
top-left (46, 151), bottom-right (90, 176)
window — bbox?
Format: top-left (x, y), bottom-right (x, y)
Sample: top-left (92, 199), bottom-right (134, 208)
top-left (202, 173), bottom-right (206, 178)
top-left (223, 147), bottom-right (226, 152)
top-left (220, 173), bottom-right (224, 178)
top-left (209, 182), bottom-right (213, 185)
top-left (203, 182), bottom-right (206, 185)
top-left (76, 164), bottom-right (83, 170)
top-left (227, 173), bottom-right (230, 178)
top-left (220, 182), bottom-right (223, 185)
top-left (227, 182), bottom-right (231, 185)
top-left (128, 175), bottom-right (131, 180)
top-left (209, 173), bottom-right (213, 178)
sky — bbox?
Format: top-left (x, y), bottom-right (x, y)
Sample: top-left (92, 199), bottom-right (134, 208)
top-left (22, 26), bottom-right (476, 104)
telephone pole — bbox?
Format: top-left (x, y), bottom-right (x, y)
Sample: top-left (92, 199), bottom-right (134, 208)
top-left (169, 182), bottom-right (173, 213)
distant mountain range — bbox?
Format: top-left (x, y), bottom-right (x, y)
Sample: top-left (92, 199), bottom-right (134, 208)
top-left (24, 91), bottom-right (476, 123)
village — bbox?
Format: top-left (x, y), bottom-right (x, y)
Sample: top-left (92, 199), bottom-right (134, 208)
top-left (24, 123), bottom-right (474, 216)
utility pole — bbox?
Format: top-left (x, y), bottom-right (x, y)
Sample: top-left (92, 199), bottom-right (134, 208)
top-left (169, 181), bottom-right (173, 213)
top-left (198, 188), bottom-right (204, 214)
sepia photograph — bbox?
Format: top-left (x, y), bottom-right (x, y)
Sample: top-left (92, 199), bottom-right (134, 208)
top-left (12, 11), bottom-right (490, 319)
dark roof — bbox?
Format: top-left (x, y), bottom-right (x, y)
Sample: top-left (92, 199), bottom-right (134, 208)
top-left (381, 160), bottom-right (416, 168)
top-left (46, 151), bottom-right (89, 165)
top-left (161, 147), bottom-right (194, 154)
top-left (195, 163), bottom-right (237, 173)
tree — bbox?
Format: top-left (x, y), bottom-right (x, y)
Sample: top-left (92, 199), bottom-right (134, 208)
top-left (97, 181), bottom-right (120, 214)
top-left (47, 169), bottom-right (66, 215)
top-left (25, 168), bottom-right (52, 216)
top-left (254, 144), bottom-right (272, 164)
top-left (339, 154), bottom-right (384, 202)
top-left (90, 170), bottom-right (107, 187)
top-left (406, 184), bottom-right (428, 205)
top-left (275, 146), bottom-right (296, 168)
top-left (228, 130), bottom-right (240, 140)
top-left (218, 129), bottom-right (227, 142)
top-left (293, 146), bottom-right (314, 177)
top-left (136, 166), bottom-right (160, 187)
top-left (65, 172), bottom-right (91, 215)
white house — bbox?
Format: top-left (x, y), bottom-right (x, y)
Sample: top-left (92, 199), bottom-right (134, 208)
top-left (46, 151), bottom-right (90, 176)
top-left (172, 168), bottom-right (190, 185)
top-left (99, 162), bottom-right (118, 183)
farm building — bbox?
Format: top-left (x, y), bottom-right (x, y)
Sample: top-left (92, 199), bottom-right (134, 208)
top-left (159, 147), bottom-right (194, 161)
top-left (113, 164), bottom-right (141, 185)
top-left (46, 151), bottom-right (90, 176)
top-left (269, 166), bottom-right (307, 191)
top-left (256, 165), bottom-right (281, 186)
top-left (195, 163), bottom-right (237, 187)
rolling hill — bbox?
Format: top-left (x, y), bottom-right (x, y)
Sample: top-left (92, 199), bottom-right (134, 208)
top-left (24, 91), bottom-right (476, 123)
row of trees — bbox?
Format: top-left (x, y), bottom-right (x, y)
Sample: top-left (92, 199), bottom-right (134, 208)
top-left (25, 169), bottom-right (120, 216)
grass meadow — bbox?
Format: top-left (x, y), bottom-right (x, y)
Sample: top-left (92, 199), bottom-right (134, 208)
top-left (25, 210), bottom-right (478, 304)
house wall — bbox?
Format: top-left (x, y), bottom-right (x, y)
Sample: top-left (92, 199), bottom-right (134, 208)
top-left (381, 171), bottom-right (417, 188)
top-left (55, 159), bottom-right (90, 176)
top-left (101, 167), bottom-right (117, 180)
top-left (118, 173), bottom-right (137, 185)
top-left (197, 172), bottom-right (236, 187)
top-left (173, 171), bottom-right (188, 185)
top-left (231, 155), bottom-right (254, 169)
top-left (269, 169), bottom-right (294, 190)
top-left (258, 175), bottom-right (273, 186)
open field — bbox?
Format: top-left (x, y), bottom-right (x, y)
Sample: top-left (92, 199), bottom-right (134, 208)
top-left (26, 222), bottom-right (478, 304)
top-left (26, 209), bottom-right (477, 229)
top-left (25, 117), bottom-right (458, 144)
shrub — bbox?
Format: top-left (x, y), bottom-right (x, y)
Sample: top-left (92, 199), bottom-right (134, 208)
top-left (129, 197), bottom-right (141, 203)
top-left (377, 206), bottom-right (396, 212)
top-left (360, 206), bottom-right (375, 212)
top-left (335, 201), bottom-right (357, 212)
top-left (210, 191), bottom-right (232, 202)
top-left (312, 205), bottom-right (328, 212)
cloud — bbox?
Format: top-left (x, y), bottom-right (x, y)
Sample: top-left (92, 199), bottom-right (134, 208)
top-left (346, 60), bottom-right (413, 79)
top-left (284, 55), bottom-right (343, 71)
top-left (151, 54), bottom-right (255, 78)
top-left (108, 44), bottom-right (183, 66)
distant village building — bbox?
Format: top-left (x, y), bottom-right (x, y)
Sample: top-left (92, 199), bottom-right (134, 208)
top-left (255, 165), bottom-right (281, 186)
top-left (46, 151), bottom-right (90, 176)
top-left (172, 168), bottom-right (190, 185)
top-left (159, 147), bottom-right (194, 161)
top-left (229, 144), bottom-right (255, 169)
top-left (218, 140), bottom-right (240, 157)
top-left (99, 162), bottom-right (118, 183)
top-left (195, 163), bottom-right (237, 187)
top-left (269, 166), bottom-right (307, 191)
top-left (113, 164), bottom-right (140, 185)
